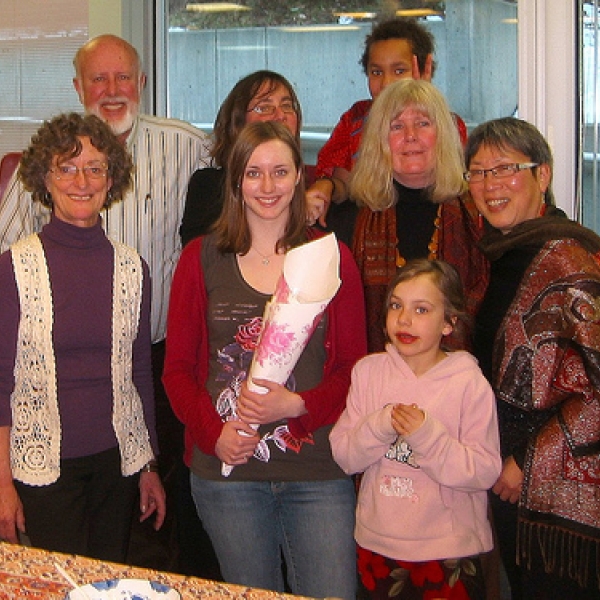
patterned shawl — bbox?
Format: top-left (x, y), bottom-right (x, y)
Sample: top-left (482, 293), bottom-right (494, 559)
top-left (482, 212), bottom-right (600, 588)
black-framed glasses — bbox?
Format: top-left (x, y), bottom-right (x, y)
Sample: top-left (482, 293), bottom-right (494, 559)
top-left (463, 162), bottom-right (539, 183)
top-left (50, 164), bottom-right (108, 181)
top-left (247, 101), bottom-right (297, 116)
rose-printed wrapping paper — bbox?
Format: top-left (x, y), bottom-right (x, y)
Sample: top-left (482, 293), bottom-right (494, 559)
top-left (222, 233), bottom-right (341, 476)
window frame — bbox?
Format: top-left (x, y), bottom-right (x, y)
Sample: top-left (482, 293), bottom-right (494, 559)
top-left (518, 1), bottom-right (577, 219)
top-left (145, 1), bottom-right (581, 220)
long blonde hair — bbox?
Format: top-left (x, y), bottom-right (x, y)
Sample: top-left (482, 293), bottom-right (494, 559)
top-left (350, 79), bottom-right (466, 210)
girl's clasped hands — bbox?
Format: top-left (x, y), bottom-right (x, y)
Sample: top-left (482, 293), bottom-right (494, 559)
top-left (391, 402), bottom-right (424, 437)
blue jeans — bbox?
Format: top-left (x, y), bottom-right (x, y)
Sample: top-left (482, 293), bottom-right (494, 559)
top-left (191, 474), bottom-right (357, 599)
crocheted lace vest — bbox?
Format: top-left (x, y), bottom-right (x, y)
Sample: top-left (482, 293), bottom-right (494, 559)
top-left (10, 234), bottom-right (154, 486)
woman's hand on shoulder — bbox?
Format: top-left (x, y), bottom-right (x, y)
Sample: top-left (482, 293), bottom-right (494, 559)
top-left (492, 455), bottom-right (523, 503)
top-left (237, 379), bottom-right (307, 425)
top-left (306, 172), bottom-right (349, 227)
top-left (306, 179), bottom-right (333, 227)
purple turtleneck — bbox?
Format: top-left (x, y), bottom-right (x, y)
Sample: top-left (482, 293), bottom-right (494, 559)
top-left (0, 215), bottom-right (157, 459)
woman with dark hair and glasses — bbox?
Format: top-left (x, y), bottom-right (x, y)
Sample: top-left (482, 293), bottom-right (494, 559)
top-left (0, 112), bottom-right (165, 561)
top-left (180, 70), bottom-right (302, 247)
top-left (466, 116), bottom-right (600, 599)
top-left (177, 70), bottom-right (302, 579)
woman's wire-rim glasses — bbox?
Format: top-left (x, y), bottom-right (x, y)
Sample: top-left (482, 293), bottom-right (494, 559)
top-left (50, 164), bottom-right (109, 181)
top-left (247, 101), bottom-right (297, 116)
top-left (464, 162), bottom-right (539, 183)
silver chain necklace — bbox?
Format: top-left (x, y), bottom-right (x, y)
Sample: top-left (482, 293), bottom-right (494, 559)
top-left (252, 246), bottom-right (276, 265)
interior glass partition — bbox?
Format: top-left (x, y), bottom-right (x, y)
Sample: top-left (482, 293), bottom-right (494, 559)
top-left (166, 0), bottom-right (519, 164)
top-left (581, 0), bottom-right (600, 233)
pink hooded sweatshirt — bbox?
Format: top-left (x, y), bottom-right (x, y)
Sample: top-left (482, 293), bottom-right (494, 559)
top-left (330, 347), bottom-right (501, 561)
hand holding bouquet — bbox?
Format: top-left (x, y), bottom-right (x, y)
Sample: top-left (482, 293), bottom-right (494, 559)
top-left (221, 233), bottom-right (341, 476)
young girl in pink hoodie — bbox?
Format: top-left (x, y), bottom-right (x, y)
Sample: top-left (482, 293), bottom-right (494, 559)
top-left (330, 259), bottom-right (501, 599)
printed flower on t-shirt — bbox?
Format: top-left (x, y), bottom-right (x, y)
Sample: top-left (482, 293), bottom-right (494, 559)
top-left (214, 317), bottom-right (262, 418)
top-left (235, 317), bottom-right (262, 351)
top-left (214, 316), bottom-right (313, 462)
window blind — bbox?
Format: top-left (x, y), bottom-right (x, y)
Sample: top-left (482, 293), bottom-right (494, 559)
top-left (0, 0), bottom-right (88, 157)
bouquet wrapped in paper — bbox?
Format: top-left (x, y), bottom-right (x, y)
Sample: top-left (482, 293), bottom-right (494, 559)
top-left (222, 233), bottom-right (341, 476)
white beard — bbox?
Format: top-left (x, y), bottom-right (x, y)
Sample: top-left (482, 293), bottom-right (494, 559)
top-left (87, 100), bottom-right (138, 138)
top-left (106, 107), bottom-right (137, 137)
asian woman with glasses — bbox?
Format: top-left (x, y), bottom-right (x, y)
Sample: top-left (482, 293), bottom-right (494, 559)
top-left (180, 70), bottom-right (302, 247)
top-left (467, 116), bottom-right (600, 599)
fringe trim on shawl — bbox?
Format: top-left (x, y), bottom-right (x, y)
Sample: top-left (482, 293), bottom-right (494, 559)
top-left (518, 519), bottom-right (600, 589)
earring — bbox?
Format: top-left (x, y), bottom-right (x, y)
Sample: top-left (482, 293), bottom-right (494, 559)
top-left (104, 190), bottom-right (113, 208)
top-left (44, 191), bottom-right (52, 205)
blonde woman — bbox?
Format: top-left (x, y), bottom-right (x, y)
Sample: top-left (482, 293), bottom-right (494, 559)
top-left (329, 79), bottom-right (488, 352)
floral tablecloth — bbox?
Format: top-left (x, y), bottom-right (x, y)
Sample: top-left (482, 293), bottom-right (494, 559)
top-left (0, 542), bottom-right (313, 599)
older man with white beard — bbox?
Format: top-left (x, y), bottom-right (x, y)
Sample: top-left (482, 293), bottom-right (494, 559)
top-left (0, 34), bottom-right (211, 346)
top-left (73, 35), bottom-right (145, 145)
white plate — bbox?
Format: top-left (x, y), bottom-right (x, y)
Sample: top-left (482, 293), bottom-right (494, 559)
top-left (65, 578), bottom-right (181, 600)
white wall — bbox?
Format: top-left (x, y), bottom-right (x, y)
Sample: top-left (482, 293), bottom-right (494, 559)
top-left (518, 1), bottom-right (577, 218)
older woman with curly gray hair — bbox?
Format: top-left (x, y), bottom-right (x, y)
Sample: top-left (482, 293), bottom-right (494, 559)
top-left (0, 112), bottom-right (165, 562)
top-left (19, 111), bottom-right (133, 208)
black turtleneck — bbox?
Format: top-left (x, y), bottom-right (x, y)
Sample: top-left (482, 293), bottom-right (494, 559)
top-left (394, 180), bottom-right (438, 261)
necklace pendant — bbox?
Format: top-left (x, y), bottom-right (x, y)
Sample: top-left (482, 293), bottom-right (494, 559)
top-left (262, 257), bottom-right (270, 266)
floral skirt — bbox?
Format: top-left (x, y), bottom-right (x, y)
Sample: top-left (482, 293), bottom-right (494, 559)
top-left (357, 545), bottom-right (486, 600)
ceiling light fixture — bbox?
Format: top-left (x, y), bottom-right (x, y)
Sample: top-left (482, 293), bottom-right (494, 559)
top-left (332, 12), bottom-right (377, 20)
top-left (333, 9), bottom-right (443, 21)
top-left (280, 25), bottom-right (361, 32)
top-left (186, 3), bottom-right (250, 13)
top-left (396, 9), bottom-right (444, 18)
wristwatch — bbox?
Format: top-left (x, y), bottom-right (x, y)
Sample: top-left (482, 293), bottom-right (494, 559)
top-left (141, 459), bottom-right (159, 473)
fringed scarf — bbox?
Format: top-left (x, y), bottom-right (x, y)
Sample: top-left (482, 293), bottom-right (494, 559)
top-left (352, 193), bottom-right (489, 352)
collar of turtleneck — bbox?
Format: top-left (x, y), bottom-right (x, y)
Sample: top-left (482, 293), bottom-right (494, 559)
top-left (393, 179), bottom-right (432, 203)
top-left (44, 214), bottom-right (107, 249)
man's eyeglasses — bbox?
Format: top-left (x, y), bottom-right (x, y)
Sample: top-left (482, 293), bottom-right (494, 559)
top-left (50, 164), bottom-right (109, 181)
top-left (248, 101), bottom-right (297, 116)
top-left (464, 162), bottom-right (539, 183)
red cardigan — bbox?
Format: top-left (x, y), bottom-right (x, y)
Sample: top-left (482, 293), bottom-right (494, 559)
top-left (162, 234), bottom-right (367, 466)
